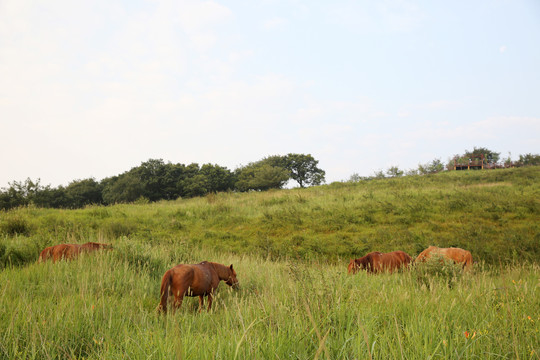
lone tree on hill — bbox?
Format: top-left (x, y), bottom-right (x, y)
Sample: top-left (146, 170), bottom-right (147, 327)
top-left (284, 153), bottom-right (326, 188)
top-left (234, 153), bottom-right (326, 190)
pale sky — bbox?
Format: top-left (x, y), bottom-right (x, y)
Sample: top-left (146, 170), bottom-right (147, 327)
top-left (1, 0), bottom-right (539, 189)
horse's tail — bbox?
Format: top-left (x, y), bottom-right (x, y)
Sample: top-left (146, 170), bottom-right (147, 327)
top-left (463, 252), bottom-right (473, 270)
top-left (158, 270), bottom-right (173, 314)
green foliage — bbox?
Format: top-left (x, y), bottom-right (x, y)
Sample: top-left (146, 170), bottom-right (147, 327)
top-left (199, 163), bottom-right (236, 193)
top-left (102, 173), bottom-right (145, 204)
top-left (373, 169), bottom-right (386, 178)
top-left (65, 178), bottom-right (103, 207)
top-left (386, 165), bottom-right (404, 177)
top-left (518, 153), bottom-right (540, 166)
top-left (413, 255), bottom-right (465, 289)
top-left (0, 214), bottom-right (32, 236)
top-left (449, 147), bottom-right (501, 169)
top-left (33, 185), bottom-right (70, 208)
top-left (417, 158), bottom-right (444, 174)
top-left (235, 153), bottom-right (326, 190)
top-left (1, 166), bottom-right (538, 268)
top-left (466, 146), bottom-right (501, 164)
top-left (235, 162), bottom-right (290, 191)
top-left (284, 153), bottom-right (326, 187)
top-left (0, 235), bottom-right (43, 268)
top-left (0, 178), bottom-right (38, 209)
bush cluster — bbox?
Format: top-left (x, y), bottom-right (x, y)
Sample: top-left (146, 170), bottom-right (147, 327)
top-left (0, 154), bottom-right (325, 210)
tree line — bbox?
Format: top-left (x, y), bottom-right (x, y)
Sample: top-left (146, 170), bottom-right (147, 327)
top-left (349, 147), bottom-right (540, 181)
top-left (0, 154), bottom-right (325, 210)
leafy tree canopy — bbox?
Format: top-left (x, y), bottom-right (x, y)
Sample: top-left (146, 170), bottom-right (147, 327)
top-left (65, 178), bottom-right (103, 207)
top-left (418, 158), bottom-right (444, 175)
top-left (284, 153), bottom-right (326, 188)
top-left (465, 147), bottom-right (500, 164)
top-left (235, 162), bottom-right (289, 192)
top-left (518, 153), bottom-right (540, 166)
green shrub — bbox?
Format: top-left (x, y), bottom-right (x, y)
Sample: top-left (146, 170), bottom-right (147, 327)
top-left (413, 255), bottom-right (465, 289)
top-left (0, 239), bottom-right (39, 268)
top-left (0, 215), bottom-right (32, 236)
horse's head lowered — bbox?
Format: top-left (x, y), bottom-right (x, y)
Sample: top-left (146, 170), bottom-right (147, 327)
top-left (348, 256), bottom-right (373, 274)
top-left (348, 259), bottom-right (358, 274)
top-left (225, 264), bottom-right (239, 289)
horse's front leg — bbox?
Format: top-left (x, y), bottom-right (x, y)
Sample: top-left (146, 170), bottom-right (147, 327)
top-left (206, 293), bottom-right (213, 311)
top-left (198, 296), bottom-right (204, 312)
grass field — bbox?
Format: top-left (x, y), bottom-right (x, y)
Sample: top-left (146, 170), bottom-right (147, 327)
top-left (1, 245), bottom-right (538, 359)
top-left (0, 167), bottom-right (539, 359)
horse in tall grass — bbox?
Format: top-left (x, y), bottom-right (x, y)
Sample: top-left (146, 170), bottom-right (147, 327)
top-left (348, 251), bottom-right (412, 274)
top-left (158, 261), bottom-right (239, 313)
top-left (415, 246), bottom-right (473, 270)
top-left (38, 242), bottom-right (112, 263)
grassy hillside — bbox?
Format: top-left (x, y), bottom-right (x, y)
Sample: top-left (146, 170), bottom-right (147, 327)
top-left (1, 166), bottom-right (538, 266)
top-left (0, 167), bottom-right (539, 359)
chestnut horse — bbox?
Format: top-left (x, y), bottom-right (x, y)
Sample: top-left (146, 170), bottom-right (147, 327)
top-left (39, 242), bottom-right (112, 263)
top-left (158, 261), bottom-right (239, 313)
top-left (415, 246), bottom-right (473, 270)
top-left (348, 251), bottom-right (412, 274)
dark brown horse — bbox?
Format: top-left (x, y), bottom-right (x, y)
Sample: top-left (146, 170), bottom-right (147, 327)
top-left (39, 242), bottom-right (112, 263)
top-left (348, 251), bottom-right (412, 274)
top-left (158, 261), bottom-right (239, 313)
top-left (415, 246), bottom-right (473, 270)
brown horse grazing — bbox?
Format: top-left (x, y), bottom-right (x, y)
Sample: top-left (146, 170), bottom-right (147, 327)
top-left (37, 244), bottom-right (81, 263)
top-left (38, 242), bottom-right (112, 263)
top-left (348, 251), bottom-right (412, 274)
top-left (415, 246), bottom-right (473, 270)
top-left (158, 261), bottom-right (239, 313)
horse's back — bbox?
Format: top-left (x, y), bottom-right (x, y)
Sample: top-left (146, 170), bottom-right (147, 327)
top-left (169, 264), bottom-right (196, 281)
top-left (380, 251), bottom-right (411, 271)
top-left (168, 263), bottom-right (216, 295)
top-left (444, 247), bottom-right (473, 267)
top-left (389, 250), bottom-right (412, 263)
top-left (51, 244), bottom-right (70, 262)
top-left (415, 246), bottom-right (439, 262)
top-left (53, 244), bottom-right (82, 262)
top-left (416, 246), bottom-right (473, 268)
top-left (393, 251), bottom-right (412, 268)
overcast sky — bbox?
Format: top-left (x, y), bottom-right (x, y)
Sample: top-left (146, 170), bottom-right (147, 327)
top-left (1, 0), bottom-right (539, 189)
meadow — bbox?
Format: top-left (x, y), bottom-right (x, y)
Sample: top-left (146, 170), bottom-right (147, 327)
top-left (0, 167), bottom-right (539, 359)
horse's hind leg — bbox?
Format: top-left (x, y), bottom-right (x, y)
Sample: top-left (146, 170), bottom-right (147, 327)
top-left (172, 288), bottom-right (186, 312)
top-left (206, 293), bottom-right (213, 311)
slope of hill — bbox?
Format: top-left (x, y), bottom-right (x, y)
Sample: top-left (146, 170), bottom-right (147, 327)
top-left (1, 166), bottom-right (538, 266)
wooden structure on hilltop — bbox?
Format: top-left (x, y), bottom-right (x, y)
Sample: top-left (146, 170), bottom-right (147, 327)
top-left (454, 154), bottom-right (485, 170)
top-left (453, 154), bottom-right (517, 170)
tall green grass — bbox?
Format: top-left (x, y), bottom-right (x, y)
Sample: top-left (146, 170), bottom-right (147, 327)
top-left (0, 243), bottom-right (538, 359)
top-left (1, 167), bottom-right (539, 267)
top-left (0, 167), bottom-right (538, 358)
